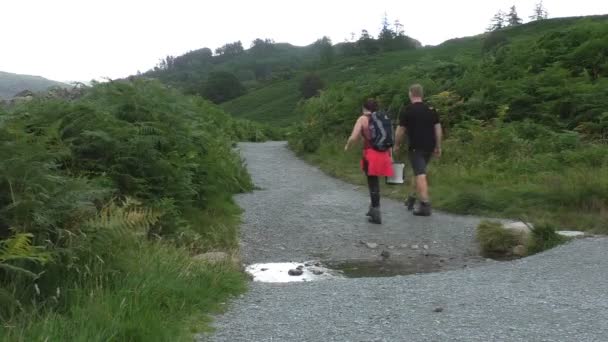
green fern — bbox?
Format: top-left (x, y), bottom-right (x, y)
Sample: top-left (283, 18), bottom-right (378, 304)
top-left (85, 198), bottom-right (161, 236)
top-left (0, 233), bottom-right (50, 279)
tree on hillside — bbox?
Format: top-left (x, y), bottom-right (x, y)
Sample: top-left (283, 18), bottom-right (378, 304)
top-left (214, 41), bottom-right (244, 58)
top-left (394, 20), bottom-right (405, 37)
top-left (250, 38), bottom-right (276, 56)
top-left (530, 1), bottom-right (549, 21)
top-left (508, 6), bottom-right (523, 26)
top-left (299, 73), bottom-right (324, 99)
top-left (378, 13), bottom-right (396, 41)
top-left (202, 71), bottom-right (245, 103)
top-left (314, 36), bottom-right (335, 66)
top-left (357, 29), bottom-right (379, 54)
top-left (378, 13), bottom-right (398, 51)
top-left (487, 10), bottom-right (507, 31)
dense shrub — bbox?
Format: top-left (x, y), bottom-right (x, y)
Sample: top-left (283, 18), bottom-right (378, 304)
top-left (0, 79), bottom-right (253, 337)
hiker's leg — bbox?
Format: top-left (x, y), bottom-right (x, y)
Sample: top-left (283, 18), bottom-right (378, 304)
top-left (416, 174), bottom-right (429, 202)
top-left (363, 158), bottom-right (374, 207)
top-left (410, 176), bottom-right (417, 196)
top-left (368, 175), bottom-right (380, 208)
top-left (409, 150), bottom-right (431, 202)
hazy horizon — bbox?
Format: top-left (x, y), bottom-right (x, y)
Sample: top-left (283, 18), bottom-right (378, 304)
top-left (2, 0), bottom-right (606, 82)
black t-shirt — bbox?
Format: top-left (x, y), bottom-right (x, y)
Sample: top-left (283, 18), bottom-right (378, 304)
top-left (399, 102), bottom-right (440, 151)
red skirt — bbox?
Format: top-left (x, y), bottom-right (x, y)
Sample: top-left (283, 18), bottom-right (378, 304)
top-left (360, 148), bottom-right (394, 177)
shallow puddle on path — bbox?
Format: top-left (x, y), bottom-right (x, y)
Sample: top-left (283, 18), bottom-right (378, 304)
top-left (246, 262), bottom-right (341, 283)
top-left (325, 255), bottom-right (446, 278)
top-left (245, 255), bottom-right (472, 282)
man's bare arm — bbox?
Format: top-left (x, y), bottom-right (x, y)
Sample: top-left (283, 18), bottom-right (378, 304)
top-left (394, 126), bottom-right (406, 151)
top-left (434, 123), bottom-right (443, 156)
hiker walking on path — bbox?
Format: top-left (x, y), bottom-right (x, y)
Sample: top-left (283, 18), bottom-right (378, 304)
top-left (344, 98), bottom-right (394, 224)
top-left (394, 84), bottom-right (443, 216)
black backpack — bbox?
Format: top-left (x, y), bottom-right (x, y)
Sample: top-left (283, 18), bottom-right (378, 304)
top-left (368, 110), bottom-right (394, 151)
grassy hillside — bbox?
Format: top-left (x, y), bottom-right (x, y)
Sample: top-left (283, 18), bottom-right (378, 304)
top-left (223, 15), bottom-right (608, 128)
top-left (0, 79), bottom-right (275, 340)
top-left (0, 71), bottom-right (68, 99)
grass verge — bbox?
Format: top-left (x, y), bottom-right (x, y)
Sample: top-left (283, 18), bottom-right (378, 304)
top-left (0, 197), bottom-right (247, 342)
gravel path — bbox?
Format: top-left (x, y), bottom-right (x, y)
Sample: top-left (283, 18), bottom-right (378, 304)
top-left (205, 142), bottom-right (608, 342)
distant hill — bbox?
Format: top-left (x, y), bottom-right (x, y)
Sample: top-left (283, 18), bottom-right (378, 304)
top-left (143, 33), bottom-right (421, 105)
top-left (0, 71), bottom-right (69, 99)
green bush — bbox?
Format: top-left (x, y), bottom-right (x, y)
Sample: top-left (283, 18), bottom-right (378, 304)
top-left (527, 223), bottom-right (568, 255)
top-left (476, 221), bottom-right (519, 258)
top-left (0, 79), bottom-right (253, 339)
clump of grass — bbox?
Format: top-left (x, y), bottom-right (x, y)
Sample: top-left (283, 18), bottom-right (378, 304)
top-left (527, 222), bottom-right (568, 255)
top-left (1, 241), bottom-right (246, 341)
top-left (476, 220), bottom-right (520, 258)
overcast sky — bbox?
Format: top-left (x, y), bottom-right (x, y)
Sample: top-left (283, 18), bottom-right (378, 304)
top-left (2, 0), bottom-right (606, 82)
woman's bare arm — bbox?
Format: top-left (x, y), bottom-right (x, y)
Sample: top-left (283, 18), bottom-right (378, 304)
top-left (344, 116), bottom-right (364, 151)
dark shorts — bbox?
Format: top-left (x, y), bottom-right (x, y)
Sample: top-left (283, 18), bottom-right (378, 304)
top-left (408, 149), bottom-right (432, 176)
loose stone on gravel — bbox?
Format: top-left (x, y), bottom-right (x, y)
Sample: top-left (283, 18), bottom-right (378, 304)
top-left (288, 268), bottom-right (303, 276)
top-left (411, 244), bottom-right (419, 250)
top-left (365, 242), bottom-right (378, 249)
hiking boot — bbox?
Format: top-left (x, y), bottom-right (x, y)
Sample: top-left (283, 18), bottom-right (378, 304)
top-left (413, 202), bottom-right (432, 217)
top-left (405, 195), bottom-right (416, 211)
top-left (368, 207), bottom-right (382, 224)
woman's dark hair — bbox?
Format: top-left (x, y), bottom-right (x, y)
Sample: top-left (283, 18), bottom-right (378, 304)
top-left (363, 98), bottom-right (379, 112)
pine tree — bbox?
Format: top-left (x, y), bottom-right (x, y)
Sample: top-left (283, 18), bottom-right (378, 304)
top-left (488, 10), bottom-right (507, 31)
top-left (508, 6), bottom-right (523, 26)
top-left (530, 1), bottom-right (548, 21)
top-left (394, 20), bottom-right (405, 37)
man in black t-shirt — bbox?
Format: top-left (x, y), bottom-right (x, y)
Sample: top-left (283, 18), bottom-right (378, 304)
top-left (394, 84), bottom-right (443, 216)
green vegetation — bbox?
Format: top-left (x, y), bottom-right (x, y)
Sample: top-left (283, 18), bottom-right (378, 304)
top-left (146, 16), bottom-right (420, 107)
top-left (477, 221), bottom-right (521, 258)
top-left (0, 79), bottom-right (265, 340)
top-left (477, 220), bottom-right (568, 258)
top-left (283, 16), bottom-right (608, 234)
top-left (0, 71), bottom-right (68, 99)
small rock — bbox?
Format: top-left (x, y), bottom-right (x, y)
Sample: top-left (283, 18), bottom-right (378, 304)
top-left (423, 245), bottom-right (429, 250)
top-left (411, 244), bottom-right (419, 250)
top-left (366, 242), bottom-right (378, 249)
top-left (261, 268), bottom-right (268, 271)
top-left (433, 307), bottom-right (444, 313)
top-left (512, 245), bottom-right (527, 257)
top-left (304, 262), bottom-right (314, 267)
top-left (439, 258), bottom-right (446, 263)
top-left (278, 246), bottom-right (286, 250)
top-left (380, 250), bottom-right (390, 259)
top-left (314, 262), bottom-right (321, 267)
top-left (557, 230), bottom-right (585, 238)
top-left (388, 245), bottom-right (395, 249)
top-left (288, 269), bottom-right (303, 276)
top-left (400, 244), bottom-right (408, 248)
top-left (296, 265), bottom-right (304, 270)
top-left (312, 269), bottom-right (324, 275)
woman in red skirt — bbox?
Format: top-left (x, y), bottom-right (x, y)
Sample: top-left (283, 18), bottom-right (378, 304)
top-left (344, 98), bottom-right (394, 224)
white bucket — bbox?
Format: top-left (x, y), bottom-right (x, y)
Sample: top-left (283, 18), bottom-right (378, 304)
top-left (386, 162), bottom-right (405, 185)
